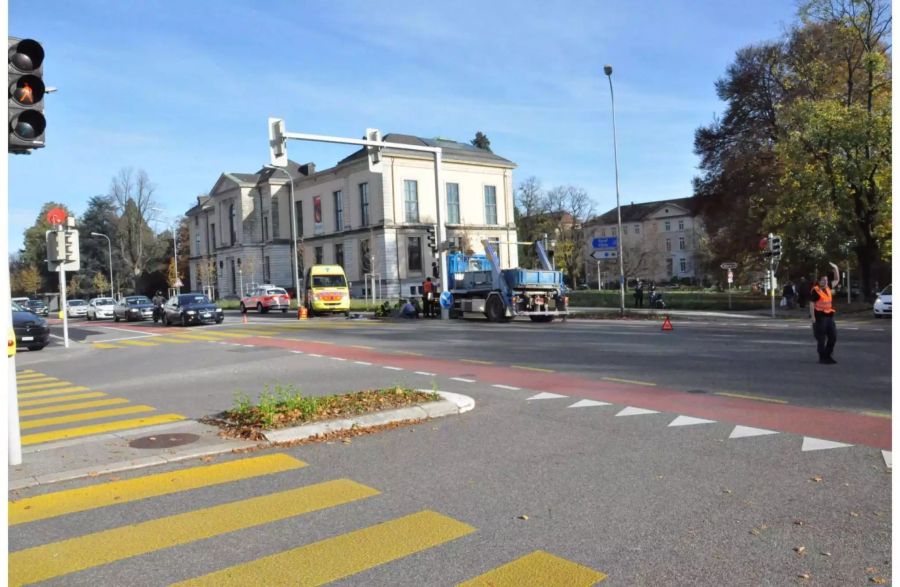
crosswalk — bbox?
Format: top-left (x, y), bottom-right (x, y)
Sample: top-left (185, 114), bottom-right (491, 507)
top-left (9, 453), bottom-right (607, 586)
top-left (14, 370), bottom-right (185, 446)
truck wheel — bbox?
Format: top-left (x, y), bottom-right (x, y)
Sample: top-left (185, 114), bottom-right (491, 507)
top-left (486, 296), bottom-right (508, 323)
top-left (529, 315), bottom-right (554, 323)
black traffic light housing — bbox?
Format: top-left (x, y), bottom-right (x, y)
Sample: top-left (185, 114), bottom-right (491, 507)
top-left (426, 225), bottom-right (437, 254)
top-left (770, 235), bottom-right (782, 257)
top-left (9, 37), bottom-right (46, 153)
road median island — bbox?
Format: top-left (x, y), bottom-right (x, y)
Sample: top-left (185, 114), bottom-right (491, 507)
top-left (202, 386), bottom-right (473, 444)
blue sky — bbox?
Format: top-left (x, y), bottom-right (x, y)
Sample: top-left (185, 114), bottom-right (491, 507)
top-left (8, 0), bottom-right (800, 252)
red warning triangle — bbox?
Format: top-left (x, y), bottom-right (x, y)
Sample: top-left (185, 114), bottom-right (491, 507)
top-left (662, 316), bottom-right (673, 331)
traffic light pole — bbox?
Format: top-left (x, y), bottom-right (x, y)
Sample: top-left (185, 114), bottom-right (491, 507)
top-left (58, 263), bottom-right (69, 348)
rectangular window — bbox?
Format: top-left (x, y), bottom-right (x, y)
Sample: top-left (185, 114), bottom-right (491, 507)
top-left (264, 256), bottom-right (270, 282)
top-left (612, 226), bottom-right (617, 236)
top-left (335, 243), bottom-right (344, 268)
top-left (666, 239), bottom-right (672, 252)
top-left (487, 237), bottom-right (501, 266)
top-left (666, 258), bottom-right (673, 275)
top-left (211, 224), bottom-right (216, 249)
top-left (272, 196), bottom-right (280, 238)
top-left (334, 190), bottom-right (344, 231)
top-left (680, 258), bottom-right (687, 273)
top-left (194, 235), bottom-right (200, 254)
top-left (315, 246), bottom-right (323, 265)
top-left (407, 236), bottom-right (422, 272)
top-left (664, 220), bottom-right (671, 231)
top-left (623, 225), bottom-right (628, 235)
top-left (634, 224), bottom-right (640, 234)
top-left (678, 220), bottom-right (684, 231)
top-left (262, 216), bottom-right (269, 241)
top-left (359, 183), bottom-right (369, 227)
top-left (484, 185), bottom-right (498, 225)
top-left (295, 201), bottom-right (303, 237)
top-left (446, 183), bottom-right (460, 224)
top-left (194, 216), bottom-right (198, 226)
top-left (600, 228), bottom-right (606, 237)
top-left (404, 180), bottom-right (419, 223)
top-left (229, 203), bottom-right (236, 246)
top-left (679, 237), bottom-right (685, 250)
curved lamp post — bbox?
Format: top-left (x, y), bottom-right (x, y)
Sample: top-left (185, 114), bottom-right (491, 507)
top-left (604, 64), bottom-right (626, 317)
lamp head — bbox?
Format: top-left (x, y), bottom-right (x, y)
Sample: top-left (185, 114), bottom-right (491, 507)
top-left (603, 64), bottom-right (613, 76)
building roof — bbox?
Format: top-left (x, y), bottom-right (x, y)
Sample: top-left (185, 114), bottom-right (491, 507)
top-left (336, 133), bottom-right (516, 168)
top-left (225, 172), bottom-right (260, 184)
top-left (589, 197), bottom-right (695, 225)
top-left (184, 195), bottom-right (211, 217)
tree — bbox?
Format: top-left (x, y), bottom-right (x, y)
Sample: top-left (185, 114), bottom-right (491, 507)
top-left (108, 168), bottom-right (158, 287)
top-left (68, 275), bottom-right (81, 298)
top-left (79, 195), bottom-right (122, 282)
top-left (471, 131), bottom-right (492, 152)
top-left (92, 272), bottom-right (109, 297)
top-left (15, 266), bottom-right (42, 296)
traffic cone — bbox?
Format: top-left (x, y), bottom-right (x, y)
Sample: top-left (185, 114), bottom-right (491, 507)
top-left (662, 316), bottom-right (673, 331)
top-left (298, 306), bottom-right (308, 320)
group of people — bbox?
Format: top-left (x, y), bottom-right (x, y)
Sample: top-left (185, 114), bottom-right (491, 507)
top-left (632, 280), bottom-right (661, 309)
top-left (399, 277), bottom-right (438, 319)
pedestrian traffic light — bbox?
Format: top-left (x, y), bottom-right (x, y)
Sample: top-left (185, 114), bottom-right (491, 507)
top-left (268, 117), bottom-right (287, 167)
top-left (46, 230), bottom-right (64, 262)
top-left (426, 225), bottom-right (437, 253)
top-left (366, 128), bottom-right (382, 172)
top-left (63, 229), bottom-right (79, 264)
top-left (8, 37), bottom-right (46, 153)
top-left (770, 235), bottom-right (782, 257)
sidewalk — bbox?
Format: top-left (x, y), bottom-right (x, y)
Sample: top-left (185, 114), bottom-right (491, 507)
top-left (9, 420), bottom-right (259, 491)
top-left (567, 306), bottom-right (876, 323)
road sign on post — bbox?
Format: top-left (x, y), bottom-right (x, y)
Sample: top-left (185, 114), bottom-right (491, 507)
top-left (720, 261), bottom-right (737, 270)
top-left (591, 250), bottom-right (618, 260)
top-left (592, 236), bottom-right (618, 250)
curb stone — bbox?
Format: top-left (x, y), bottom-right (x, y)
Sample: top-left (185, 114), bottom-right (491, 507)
top-left (262, 391), bottom-right (475, 444)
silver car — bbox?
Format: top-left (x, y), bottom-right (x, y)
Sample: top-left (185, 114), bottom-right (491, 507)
top-left (87, 297), bottom-right (116, 320)
top-left (66, 299), bottom-right (88, 318)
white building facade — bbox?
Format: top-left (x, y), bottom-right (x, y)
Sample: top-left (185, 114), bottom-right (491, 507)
top-left (186, 134), bottom-right (519, 300)
top-left (584, 198), bottom-right (710, 285)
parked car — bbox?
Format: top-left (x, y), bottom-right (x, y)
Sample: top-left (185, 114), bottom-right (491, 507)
top-left (873, 284), bottom-right (892, 318)
top-left (12, 301), bottom-right (50, 351)
top-left (24, 299), bottom-right (49, 317)
top-left (66, 299), bottom-right (88, 318)
top-left (240, 285), bottom-right (291, 314)
top-left (86, 297), bottom-right (116, 320)
top-left (114, 295), bottom-right (155, 322)
top-left (12, 296), bottom-right (29, 306)
top-left (163, 293), bottom-right (224, 326)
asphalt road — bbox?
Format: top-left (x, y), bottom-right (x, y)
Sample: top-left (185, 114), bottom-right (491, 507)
top-left (8, 314), bottom-right (892, 585)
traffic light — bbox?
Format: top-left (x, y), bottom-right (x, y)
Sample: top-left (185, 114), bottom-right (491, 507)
top-left (366, 128), bottom-right (382, 172)
top-left (268, 117), bottom-right (287, 167)
top-left (63, 229), bottom-right (79, 265)
top-left (426, 225), bottom-right (437, 254)
top-left (770, 234), bottom-right (782, 257)
top-left (46, 230), bottom-right (64, 262)
top-left (9, 37), bottom-right (46, 153)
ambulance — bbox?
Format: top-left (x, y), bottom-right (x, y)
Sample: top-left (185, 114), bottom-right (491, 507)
top-left (304, 265), bottom-right (350, 316)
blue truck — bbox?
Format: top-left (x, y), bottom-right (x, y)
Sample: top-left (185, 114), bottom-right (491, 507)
top-left (446, 240), bottom-right (568, 323)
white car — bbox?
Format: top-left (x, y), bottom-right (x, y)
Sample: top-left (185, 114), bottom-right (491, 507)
top-left (873, 284), bottom-right (891, 318)
top-left (87, 297), bottom-right (116, 320)
top-left (66, 299), bottom-right (88, 318)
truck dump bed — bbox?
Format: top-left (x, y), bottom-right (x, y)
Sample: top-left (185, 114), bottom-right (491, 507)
top-left (502, 269), bottom-right (563, 290)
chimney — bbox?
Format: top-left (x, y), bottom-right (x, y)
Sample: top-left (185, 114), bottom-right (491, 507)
top-left (299, 162), bottom-right (316, 176)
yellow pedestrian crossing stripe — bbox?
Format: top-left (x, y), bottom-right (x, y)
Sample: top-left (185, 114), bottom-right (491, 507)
top-left (19, 397), bottom-right (130, 417)
top-left (19, 386), bottom-right (90, 399)
top-left (116, 339), bottom-right (159, 347)
top-left (19, 405), bottom-right (157, 430)
top-left (21, 413), bottom-right (186, 445)
top-left (19, 391), bottom-right (107, 407)
top-left (9, 454), bottom-right (307, 525)
top-left (176, 510), bottom-right (476, 586)
top-left (9, 479), bottom-right (379, 586)
top-left (15, 374), bottom-right (55, 383)
top-left (17, 380), bottom-right (72, 391)
top-left (458, 550), bottom-right (607, 586)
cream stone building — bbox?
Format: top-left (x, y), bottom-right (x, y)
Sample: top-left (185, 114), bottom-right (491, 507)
top-left (186, 134), bottom-right (518, 300)
top-left (584, 197), bottom-right (710, 286)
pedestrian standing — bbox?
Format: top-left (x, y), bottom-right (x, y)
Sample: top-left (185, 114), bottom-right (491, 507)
top-left (634, 280), bottom-right (644, 308)
top-left (422, 277), bottom-right (434, 318)
top-left (782, 282), bottom-right (795, 309)
top-left (797, 276), bottom-right (809, 309)
top-left (809, 263), bottom-right (841, 364)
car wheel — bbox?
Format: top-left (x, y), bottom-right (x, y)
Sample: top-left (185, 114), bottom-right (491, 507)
top-left (87, 313), bottom-right (92, 321)
top-left (164, 313), bottom-right (170, 327)
top-left (114, 314), bottom-right (120, 322)
top-left (182, 315), bottom-right (189, 327)
top-left (216, 317), bottom-right (224, 324)
top-left (486, 296), bottom-right (509, 323)
top-left (240, 303), bottom-right (247, 314)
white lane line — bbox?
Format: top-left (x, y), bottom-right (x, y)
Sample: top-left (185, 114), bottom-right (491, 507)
top-left (801, 437), bottom-right (853, 452)
top-left (353, 361), bottom-right (373, 366)
top-left (615, 406), bottom-right (659, 417)
top-left (493, 384), bottom-right (521, 391)
top-left (450, 377), bottom-right (476, 383)
top-left (568, 399), bottom-right (610, 408)
top-left (668, 415), bottom-right (717, 427)
top-left (527, 392), bottom-right (568, 400)
top-left (331, 357), bottom-right (347, 362)
top-left (383, 366), bottom-right (403, 371)
top-left (414, 371), bottom-right (436, 376)
top-left (882, 450), bottom-right (892, 469)
top-left (728, 425), bottom-right (778, 439)
top-left (291, 351), bottom-right (304, 354)
top-left (309, 353), bottom-right (323, 357)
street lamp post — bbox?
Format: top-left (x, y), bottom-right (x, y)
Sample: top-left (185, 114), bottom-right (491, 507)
top-left (90, 232), bottom-right (115, 300)
top-left (603, 64), bottom-right (626, 317)
top-left (264, 165), bottom-right (301, 308)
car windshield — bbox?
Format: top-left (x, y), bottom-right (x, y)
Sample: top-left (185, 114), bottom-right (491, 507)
top-left (881, 286), bottom-right (891, 296)
top-left (126, 296), bottom-right (151, 305)
top-left (29, 300), bottom-right (46, 307)
top-left (94, 298), bottom-right (114, 305)
top-left (68, 300), bottom-right (86, 306)
top-left (179, 294), bottom-right (211, 305)
top-left (312, 275), bottom-right (347, 288)
top-left (266, 288), bottom-right (287, 295)
top-left (12, 302), bottom-right (25, 312)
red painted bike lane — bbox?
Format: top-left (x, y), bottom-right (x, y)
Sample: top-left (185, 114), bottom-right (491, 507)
top-left (233, 335), bottom-right (891, 451)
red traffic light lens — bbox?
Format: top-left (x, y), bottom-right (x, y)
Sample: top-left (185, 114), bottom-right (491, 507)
top-left (9, 39), bottom-right (44, 72)
top-left (11, 75), bottom-right (45, 105)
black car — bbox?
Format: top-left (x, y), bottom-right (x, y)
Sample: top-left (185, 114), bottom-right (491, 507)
top-left (163, 293), bottom-right (224, 326)
top-left (12, 301), bottom-right (50, 350)
top-left (24, 299), bottom-right (49, 317)
top-left (114, 295), bottom-right (155, 322)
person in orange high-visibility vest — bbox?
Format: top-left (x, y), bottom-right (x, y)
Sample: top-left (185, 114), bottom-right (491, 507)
top-left (808, 262), bottom-right (841, 364)
top-left (422, 277), bottom-right (435, 318)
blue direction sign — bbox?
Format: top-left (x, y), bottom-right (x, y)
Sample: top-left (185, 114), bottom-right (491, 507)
top-left (592, 236), bottom-right (618, 250)
top-left (439, 290), bottom-right (453, 309)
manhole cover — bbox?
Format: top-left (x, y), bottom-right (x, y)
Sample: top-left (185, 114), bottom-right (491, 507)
top-left (129, 433), bottom-right (200, 449)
